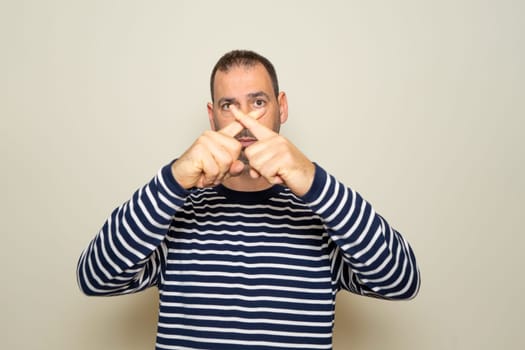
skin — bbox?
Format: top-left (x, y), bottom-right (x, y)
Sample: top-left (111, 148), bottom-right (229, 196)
top-left (171, 63), bottom-right (315, 196)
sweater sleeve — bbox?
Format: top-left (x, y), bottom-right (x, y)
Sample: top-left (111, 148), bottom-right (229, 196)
top-left (302, 163), bottom-right (421, 300)
top-left (76, 163), bottom-right (189, 296)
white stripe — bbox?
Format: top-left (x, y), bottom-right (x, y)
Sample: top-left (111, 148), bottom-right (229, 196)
top-left (92, 236), bottom-right (112, 280)
top-left (107, 213), bottom-right (134, 268)
top-left (324, 185), bottom-right (349, 223)
top-left (156, 344), bottom-right (209, 350)
top-left (158, 323), bottom-right (331, 338)
top-left (125, 199), bottom-right (162, 250)
top-left (156, 333), bottom-right (331, 349)
top-left (169, 248), bottom-right (329, 261)
top-left (354, 240), bottom-right (388, 271)
top-left (159, 301), bottom-right (334, 316)
top-left (351, 223), bottom-right (381, 260)
top-left (335, 200), bottom-right (367, 243)
top-left (80, 247), bottom-right (124, 294)
top-left (191, 200), bottom-right (312, 214)
top-left (117, 214), bottom-right (148, 259)
top-left (330, 187), bottom-right (357, 231)
top-left (374, 257), bottom-right (408, 292)
top-left (307, 174), bottom-right (332, 208)
top-left (167, 259), bottom-right (330, 272)
top-left (179, 209), bottom-right (317, 222)
top-left (271, 198), bottom-right (310, 209)
top-left (165, 270), bottom-right (330, 283)
top-left (161, 291), bottom-right (333, 305)
top-left (145, 184), bottom-right (174, 220)
top-left (158, 191), bottom-right (180, 211)
top-left (157, 168), bottom-right (187, 203)
top-left (158, 313), bottom-right (332, 327)
top-left (171, 238), bottom-right (328, 251)
top-left (97, 229), bottom-right (127, 275)
top-left (360, 242), bottom-right (401, 282)
top-left (317, 180), bottom-right (340, 216)
top-left (375, 240), bottom-right (417, 296)
top-left (351, 248), bottom-right (392, 271)
top-left (169, 227), bottom-right (323, 240)
top-left (384, 261), bottom-right (415, 298)
top-left (86, 247), bottom-right (109, 287)
top-left (134, 189), bottom-right (171, 236)
top-left (172, 217), bottom-right (323, 231)
top-left (134, 186), bottom-right (166, 231)
top-left (163, 281), bottom-right (332, 294)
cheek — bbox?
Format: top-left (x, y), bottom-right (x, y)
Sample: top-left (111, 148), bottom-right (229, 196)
top-left (213, 114), bottom-right (236, 130)
top-left (273, 119), bottom-right (281, 133)
top-left (209, 116), bottom-right (219, 130)
top-left (261, 113), bottom-right (281, 132)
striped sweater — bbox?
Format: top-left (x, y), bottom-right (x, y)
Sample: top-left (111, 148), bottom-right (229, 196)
top-left (77, 162), bottom-right (420, 349)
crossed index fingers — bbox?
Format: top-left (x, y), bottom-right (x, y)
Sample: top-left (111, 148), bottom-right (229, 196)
top-left (218, 107), bottom-right (267, 138)
top-left (218, 120), bottom-right (244, 138)
top-left (229, 105), bottom-right (276, 141)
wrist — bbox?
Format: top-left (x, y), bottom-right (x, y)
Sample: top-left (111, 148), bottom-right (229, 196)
top-left (161, 160), bottom-right (192, 197)
top-left (299, 162), bottom-right (325, 201)
top-left (292, 161), bottom-right (316, 197)
top-left (170, 159), bottom-right (193, 190)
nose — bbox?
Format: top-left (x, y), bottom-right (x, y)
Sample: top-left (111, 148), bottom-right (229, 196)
top-left (237, 103), bottom-right (266, 119)
top-left (238, 102), bottom-right (251, 115)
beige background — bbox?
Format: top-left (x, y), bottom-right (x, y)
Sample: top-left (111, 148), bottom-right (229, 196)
top-left (1, 0), bottom-right (524, 349)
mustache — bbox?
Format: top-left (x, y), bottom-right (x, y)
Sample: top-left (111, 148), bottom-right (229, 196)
top-left (235, 128), bottom-right (256, 140)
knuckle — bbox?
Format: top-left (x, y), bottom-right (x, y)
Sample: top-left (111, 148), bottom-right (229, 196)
top-left (232, 142), bottom-right (243, 154)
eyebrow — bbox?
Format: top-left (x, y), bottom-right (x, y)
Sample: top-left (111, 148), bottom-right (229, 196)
top-left (217, 97), bottom-right (236, 106)
top-left (247, 91), bottom-right (271, 100)
top-left (217, 91), bottom-right (271, 106)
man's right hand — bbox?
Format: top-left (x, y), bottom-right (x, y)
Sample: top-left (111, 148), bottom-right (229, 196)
top-left (171, 120), bottom-right (247, 189)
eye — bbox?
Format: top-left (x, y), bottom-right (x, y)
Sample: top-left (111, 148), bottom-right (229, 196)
top-left (220, 103), bottom-right (231, 111)
top-left (253, 99), bottom-right (266, 108)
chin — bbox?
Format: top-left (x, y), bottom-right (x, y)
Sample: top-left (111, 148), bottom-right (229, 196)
top-left (238, 151), bottom-right (248, 164)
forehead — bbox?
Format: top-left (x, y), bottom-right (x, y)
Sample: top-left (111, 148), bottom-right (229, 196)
top-left (213, 63), bottom-right (273, 100)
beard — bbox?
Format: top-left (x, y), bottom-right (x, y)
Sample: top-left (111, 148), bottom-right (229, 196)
top-left (235, 128), bottom-right (257, 165)
top-left (238, 149), bottom-right (249, 164)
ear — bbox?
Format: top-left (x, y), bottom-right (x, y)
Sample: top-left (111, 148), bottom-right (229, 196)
top-left (207, 102), bottom-right (217, 130)
top-left (277, 92), bottom-right (289, 124)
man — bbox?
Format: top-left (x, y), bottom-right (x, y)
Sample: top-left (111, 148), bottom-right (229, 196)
top-left (77, 50), bottom-right (420, 350)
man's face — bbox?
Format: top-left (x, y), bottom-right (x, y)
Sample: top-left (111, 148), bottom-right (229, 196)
top-left (207, 63), bottom-right (288, 154)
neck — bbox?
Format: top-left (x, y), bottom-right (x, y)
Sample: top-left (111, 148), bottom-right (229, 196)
top-left (222, 167), bottom-right (273, 192)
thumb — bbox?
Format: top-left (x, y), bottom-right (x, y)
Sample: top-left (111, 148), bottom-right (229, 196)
top-left (228, 160), bottom-right (246, 177)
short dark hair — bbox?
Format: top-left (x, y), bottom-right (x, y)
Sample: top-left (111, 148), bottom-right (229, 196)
top-left (210, 50), bottom-right (279, 102)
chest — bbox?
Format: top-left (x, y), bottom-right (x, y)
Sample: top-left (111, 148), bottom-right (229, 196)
top-left (159, 201), bottom-right (335, 306)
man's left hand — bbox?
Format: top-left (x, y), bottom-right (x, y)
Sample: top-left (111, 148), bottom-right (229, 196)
top-left (230, 105), bottom-right (315, 197)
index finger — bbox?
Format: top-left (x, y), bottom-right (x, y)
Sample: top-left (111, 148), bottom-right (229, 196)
top-left (229, 105), bottom-right (276, 140)
top-left (216, 107), bottom-right (265, 138)
top-left (218, 120), bottom-right (244, 138)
